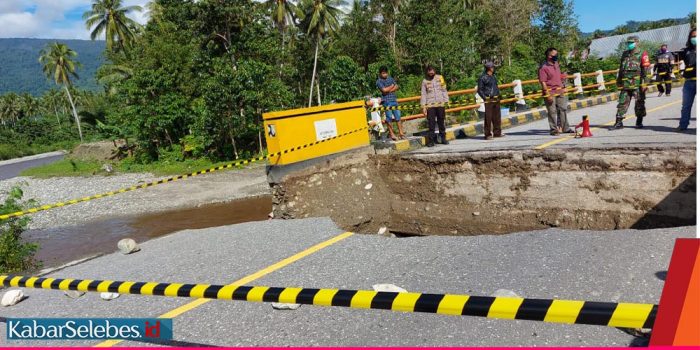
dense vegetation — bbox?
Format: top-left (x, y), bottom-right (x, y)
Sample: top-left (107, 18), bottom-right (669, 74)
top-left (0, 187), bottom-right (40, 274)
top-left (0, 0), bottom-right (695, 164)
top-left (0, 39), bottom-right (104, 95)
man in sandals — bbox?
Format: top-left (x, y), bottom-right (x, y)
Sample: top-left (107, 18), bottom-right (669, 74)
top-left (376, 66), bottom-right (405, 140)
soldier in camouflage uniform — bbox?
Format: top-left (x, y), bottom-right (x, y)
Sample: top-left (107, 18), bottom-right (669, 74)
top-left (611, 35), bottom-right (651, 130)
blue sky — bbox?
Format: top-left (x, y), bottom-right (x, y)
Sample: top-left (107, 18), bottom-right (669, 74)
top-left (0, 0), bottom-right (697, 39)
top-left (575, 0), bottom-right (697, 32)
top-left (0, 0), bottom-right (148, 39)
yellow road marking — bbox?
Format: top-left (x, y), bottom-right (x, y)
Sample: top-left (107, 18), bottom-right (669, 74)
top-left (95, 231), bottom-right (354, 347)
top-left (535, 99), bottom-right (682, 150)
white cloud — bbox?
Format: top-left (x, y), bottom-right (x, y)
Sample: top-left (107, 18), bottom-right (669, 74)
top-left (0, 12), bottom-right (42, 37)
top-left (0, 0), bottom-right (148, 39)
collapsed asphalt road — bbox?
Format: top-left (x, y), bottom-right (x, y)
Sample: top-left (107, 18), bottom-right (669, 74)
top-left (0, 218), bottom-right (693, 346)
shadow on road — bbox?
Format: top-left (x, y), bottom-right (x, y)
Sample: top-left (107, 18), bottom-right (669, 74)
top-left (655, 270), bottom-right (668, 281)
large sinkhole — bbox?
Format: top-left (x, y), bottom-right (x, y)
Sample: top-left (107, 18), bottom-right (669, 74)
top-left (271, 147), bottom-right (696, 236)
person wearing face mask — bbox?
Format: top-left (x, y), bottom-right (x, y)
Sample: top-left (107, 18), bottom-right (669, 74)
top-left (611, 36), bottom-right (650, 130)
top-left (477, 61), bottom-right (502, 140)
top-left (678, 29), bottom-right (697, 131)
top-left (653, 44), bottom-right (674, 97)
top-left (538, 47), bottom-right (572, 135)
top-left (420, 66), bottom-right (450, 146)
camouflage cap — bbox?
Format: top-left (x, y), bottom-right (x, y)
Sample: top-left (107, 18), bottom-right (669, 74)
top-left (626, 35), bottom-right (640, 42)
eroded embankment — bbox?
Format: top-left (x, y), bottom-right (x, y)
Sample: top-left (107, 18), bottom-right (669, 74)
top-left (271, 147), bottom-right (696, 236)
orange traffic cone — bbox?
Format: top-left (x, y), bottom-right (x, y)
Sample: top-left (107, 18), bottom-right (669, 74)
top-left (575, 115), bottom-right (593, 138)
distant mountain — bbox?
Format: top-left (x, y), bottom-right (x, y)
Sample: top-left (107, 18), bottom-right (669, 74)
top-left (0, 38), bottom-right (105, 96)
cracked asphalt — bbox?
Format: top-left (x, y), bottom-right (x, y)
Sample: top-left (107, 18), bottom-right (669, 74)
top-left (0, 218), bottom-right (693, 346)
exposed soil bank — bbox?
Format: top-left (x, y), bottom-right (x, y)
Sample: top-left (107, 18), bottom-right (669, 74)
top-left (272, 147), bottom-right (695, 235)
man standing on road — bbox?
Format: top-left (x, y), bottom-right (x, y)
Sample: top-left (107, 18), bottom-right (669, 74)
top-left (376, 66), bottom-right (404, 141)
top-left (611, 36), bottom-right (651, 130)
top-left (539, 47), bottom-right (572, 135)
top-left (678, 28), bottom-right (696, 132)
top-left (421, 66), bottom-right (450, 147)
top-left (653, 44), bottom-right (674, 97)
top-left (478, 61), bottom-right (502, 140)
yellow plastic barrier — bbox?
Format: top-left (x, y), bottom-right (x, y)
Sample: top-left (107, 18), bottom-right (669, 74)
top-left (263, 100), bottom-right (369, 165)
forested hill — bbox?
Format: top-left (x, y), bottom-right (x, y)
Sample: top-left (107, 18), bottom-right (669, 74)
top-left (0, 38), bottom-right (105, 95)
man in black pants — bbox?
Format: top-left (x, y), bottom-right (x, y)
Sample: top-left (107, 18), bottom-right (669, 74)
top-left (421, 66), bottom-right (450, 146)
top-left (654, 44), bottom-right (674, 96)
top-left (478, 61), bottom-right (502, 140)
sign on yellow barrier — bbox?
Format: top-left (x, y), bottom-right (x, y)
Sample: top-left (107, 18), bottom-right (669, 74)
top-left (263, 101), bottom-right (369, 166)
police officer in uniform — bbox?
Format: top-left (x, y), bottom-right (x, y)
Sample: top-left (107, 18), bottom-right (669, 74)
top-left (654, 43), bottom-right (675, 96)
top-left (612, 35), bottom-right (651, 129)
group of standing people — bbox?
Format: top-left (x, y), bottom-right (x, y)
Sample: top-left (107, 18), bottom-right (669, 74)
top-left (609, 29), bottom-right (696, 131)
top-left (371, 28), bottom-right (696, 145)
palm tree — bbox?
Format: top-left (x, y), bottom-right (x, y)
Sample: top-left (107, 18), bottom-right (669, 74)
top-left (39, 42), bottom-right (83, 142)
top-left (83, 0), bottom-right (143, 52)
top-left (301, 0), bottom-right (345, 107)
top-left (145, 1), bottom-right (163, 22)
top-left (266, 0), bottom-right (303, 45)
top-left (40, 89), bottom-right (66, 125)
top-left (96, 63), bottom-right (133, 95)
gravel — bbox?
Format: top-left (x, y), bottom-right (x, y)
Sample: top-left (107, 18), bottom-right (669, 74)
top-left (0, 166), bottom-right (269, 230)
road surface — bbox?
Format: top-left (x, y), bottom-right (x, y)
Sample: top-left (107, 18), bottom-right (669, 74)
top-left (413, 88), bottom-right (695, 154)
top-left (0, 151), bottom-right (65, 180)
top-left (0, 218), bottom-right (692, 346)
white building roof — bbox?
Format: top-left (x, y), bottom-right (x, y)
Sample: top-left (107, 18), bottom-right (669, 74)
top-left (588, 23), bottom-right (691, 58)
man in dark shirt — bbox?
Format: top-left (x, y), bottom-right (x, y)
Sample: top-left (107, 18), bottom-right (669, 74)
top-left (477, 61), bottom-right (502, 140)
top-left (654, 44), bottom-right (675, 96)
top-left (376, 66), bottom-right (404, 140)
top-left (678, 29), bottom-right (696, 131)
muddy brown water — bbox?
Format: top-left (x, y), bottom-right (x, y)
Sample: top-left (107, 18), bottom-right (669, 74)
top-left (26, 195), bottom-right (272, 269)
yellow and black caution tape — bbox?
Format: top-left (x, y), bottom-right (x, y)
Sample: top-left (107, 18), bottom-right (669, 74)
top-left (654, 66), bottom-right (695, 77)
top-left (0, 127), bottom-right (370, 221)
top-left (369, 81), bottom-right (611, 112)
top-left (368, 67), bottom-right (696, 112)
top-left (0, 275), bottom-right (657, 329)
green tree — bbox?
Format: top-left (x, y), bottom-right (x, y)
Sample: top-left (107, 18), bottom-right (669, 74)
top-left (483, 0), bottom-right (538, 66)
top-left (325, 55), bottom-right (365, 102)
top-left (300, 0), bottom-right (345, 107)
top-left (371, 0), bottom-right (407, 67)
top-left (40, 89), bottom-right (69, 126)
top-left (265, 0), bottom-right (303, 45)
top-left (39, 43), bottom-right (83, 142)
top-left (689, 12), bottom-right (697, 29)
top-left (398, 0), bottom-right (479, 79)
top-left (145, 1), bottom-right (164, 23)
top-left (0, 186), bottom-right (40, 274)
top-left (0, 93), bottom-right (21, 127)
top-left (83, 0), bottom-right (143, 52)
top-left (533, 0), bottom-right (578, 63)
top-left (335, 0), bottom-right (382, 70)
